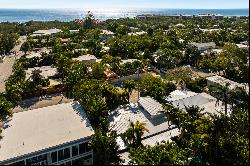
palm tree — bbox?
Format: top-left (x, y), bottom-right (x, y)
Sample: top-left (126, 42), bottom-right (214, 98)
top-left (123, 121), bottom-right (149, 148)
top-left (208, 82), bottom-right (231, 115)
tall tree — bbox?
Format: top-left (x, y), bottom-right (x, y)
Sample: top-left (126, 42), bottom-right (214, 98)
top-left (90, 128), bottom-right (123, 165)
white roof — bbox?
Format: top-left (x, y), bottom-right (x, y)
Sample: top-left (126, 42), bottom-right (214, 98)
top-left (128, 31), bottom-right (146, 36)
top-left (206, 75), bottom-right (249, 92)
top-left (26, 52), bottom-right (42, 59)
top-left (138, 97), bottom-right (165, 117)
top-left (120, 59), bottom-right (139, 65)
top-left (142, 128), bottom-right (180, 147)
top-left (32, 28), bottom-right (61, 36)
top-left (108, 106), bottom-right (173, 137)
top-left (200, 28), bottom-right (220, 32)
top-left (236, 44), bottom-right (249, 49)
top-left (167, 90), bottom-right (197, 102)
top-left (25, 66), bottom-right (58, 79)
top-left (166, 90), bottom-right (232, 115)
top-left (191, 42), bottom-right (216, 48)
top-left (0, 101), bottom-right (94, 162)
top-left (101, 30), bottom-right (114, 35)
top-left (73, 54), bottom-right (97, 61)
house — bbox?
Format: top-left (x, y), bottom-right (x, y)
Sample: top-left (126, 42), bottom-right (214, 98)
top-left (26, 52), bottom-right (42, 59)
top-left (165, 89), bottom-right (232, 115)
top-left (73, 54), bottom-right (97, 64)
top-left (190, 42), bottom-right (216, 52)
top-left (25, 66), bottom-right (58, 80)
top-left (128, 31), bottom-right (147, 36)
top-left (206, 75), bottom-right (249, 93)
top-left (108, 103), bottom-right (178, 150)
top-left (120, 59), bottom-right (139, 65)
top-left (69, 30), bottom-right (79, 34)
top-left (0, 102), bottom-right (94, 165)
top-left (199, 28), bottom-right (221, 33)
top-left (236, 43), bottom-right (249, 49)
top-left (138, 96), bottom-right (165, 119)
top-left (101, 30), bottom-right (115, 41)
top-left (32, 28), bottom-right (62, 37)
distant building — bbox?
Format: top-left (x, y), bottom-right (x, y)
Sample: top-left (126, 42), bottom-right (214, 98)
top-left (0, 102), bottom-right (94, 165)
top-left (165, 89), bottom-right (232, 115)
top-left (196, 14), bottom-right (224, 20)
top-left (25, 66), bottom-right (58, 80)
top-left (190, 42), bottom-right (216, 52)
top-left (32, 28), bottom-right (62, 36)
top-left (236, 43), bottom-right (249, 49)
top-left (206, 75), bottom-right (249, 93)
top-left (69, 30), bottom-right (80, 34)
top-left (120, 59), bottom-right (140, 65)
top-left (73, 54), bottom-right (97, 64)
top-left (128, 31), bottom-right (147, 36)
top-left (199, 28), bottom-right (221, 33)
top-left (101, 30), bottom-right (115, 41)
top-left (25, 52), bottom-right (42, 59)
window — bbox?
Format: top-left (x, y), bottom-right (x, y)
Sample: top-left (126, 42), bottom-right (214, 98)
top-left (51, 151), bottom-right (58, 163)
top-left (66, 161), bottom-right (71, 165)
top-left (86, 142), bottom-right (91, 152)
top-left (79, 143), bottom-right (86, 154)
top-left (64, 148), bottom-right (70, 159)
top-left (10, 160), bottom-right (25, 165)
top-left (83, 155), bottom-right (92, 160)
top-left (26, 158), bottom-right (31, 165)
top-left (58, 149), bottom-right (64, 161)
top-left (72, 145), bottom-right (79, 157)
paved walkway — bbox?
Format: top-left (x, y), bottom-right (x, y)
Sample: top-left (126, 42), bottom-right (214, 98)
top-left (0, 36), bottom-right (26, 92)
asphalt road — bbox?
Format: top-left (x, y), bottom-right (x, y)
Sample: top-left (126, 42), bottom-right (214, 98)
top-left (0, 36), bottom-right (26, 92)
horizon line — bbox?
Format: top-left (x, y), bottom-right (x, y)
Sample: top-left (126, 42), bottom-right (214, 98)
top-left (0, 7), bottom-right (249, 10)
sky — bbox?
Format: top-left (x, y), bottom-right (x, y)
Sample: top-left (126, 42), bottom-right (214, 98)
top-left (0, 0), bottom-right (249, 9)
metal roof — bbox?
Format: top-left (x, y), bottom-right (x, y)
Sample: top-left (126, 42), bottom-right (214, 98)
top-left (138, 97), bottom-right (165, 117)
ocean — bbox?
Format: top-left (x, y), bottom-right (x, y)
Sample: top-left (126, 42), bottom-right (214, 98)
top-left (0, 8), bottom-right (248, 23)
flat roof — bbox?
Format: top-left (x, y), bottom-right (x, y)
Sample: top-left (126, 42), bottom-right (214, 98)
top-left (101, 30), bottom-right (114, 35)
top-left (73, 54), bottom-right (97, 61)
top-left (120, 59), bottom-right (139, 65)
top-left (138, 97), bottom-right (165, 117)
top-left (190, 42), bottom-right (216, 47)
top-left (25, 66), bottom-right (58, 79)
top-left (0, 101), bottom-right (94, 162)
top-left (32, 28), bottom-right (62, 36)
top-left (26, 52), bottom-right (42, 59)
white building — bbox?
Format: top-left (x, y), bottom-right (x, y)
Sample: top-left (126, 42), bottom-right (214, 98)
top-left (206, 75), bottom-right (249, 93)
top-left (120, 59), bottom-right (140, 65)
top-left (69, 30), bottom-right (80, 34)
top-left (32, 29), bottom-right (62, 36)
top-left (0, 102), bottom-right (94, 165)
top-left (190, 42), bottom-right (216, 52)
top-left (73, 54), bottom-right (97, 64)
top-left (25, 66), bottom-right (58, 80)
top-left (128, 31), bottom-right (147, 36)
top-left (165, 90), bottom-right (232, 115)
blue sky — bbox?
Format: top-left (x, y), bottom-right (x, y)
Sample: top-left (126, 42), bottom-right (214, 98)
top-left (0, 0), bottom-right (249, 9)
